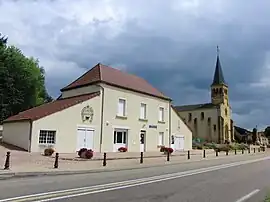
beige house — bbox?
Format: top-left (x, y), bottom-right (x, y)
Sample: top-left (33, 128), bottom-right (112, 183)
top-left (2, 63), bottom-right (192, 153)
top-left (174, 51), bottom-right (234, 143)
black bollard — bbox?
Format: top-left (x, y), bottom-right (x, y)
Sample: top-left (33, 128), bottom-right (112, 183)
top-left (188, 150), bottom-right (190, 160)
top-left (235, 149), bottom-right (237, 155)
top-left (103, 152), bottom-right (107, 166)
top-left (203, 150), bottom-right (206, 158)
top-left (258, 148), bottom-right (260, 152)
top-left (167, 151), bottom-right (170, 162)
top-left (216, 150), bottom-right (218, 157)
top-left (248, 148), bottom-right (250, 154)
top-left (140, 152), bottom-right (143, 164)
top-left (54, 153), bottom-right (59, 169)
top-left (4, 151), bottom-right (10, 170)
top-left (226, 150), bottom-right (228, 156)
top-left (254, 148), bottom-right (256, 153)
top-left (242, 149), bottom-right (244, 154)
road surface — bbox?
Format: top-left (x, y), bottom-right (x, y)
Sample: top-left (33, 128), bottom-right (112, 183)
top-left (0, 153), bottom-right (269, 202)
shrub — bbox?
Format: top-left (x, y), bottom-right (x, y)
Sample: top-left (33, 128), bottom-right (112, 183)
top-left (84, 149), bottom-right (94, 159)
top-left (192, 142), bottom-right (203, 150)
top-left (44, 148), bottom-right (55, 156)
top-left (204, 143), bottom-right (217, 149)
top-left (78, 148), bottom-right (88, 157)
top-left (164, 147), bottom-right (174, 154)
top-left (160, 146), bottom-right (166, 152)
top-left (118, 147), bottom-right (127, 152)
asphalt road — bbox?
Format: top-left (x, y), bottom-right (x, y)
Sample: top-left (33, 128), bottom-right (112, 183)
top-left (0, 152), bottom-right (269, 202)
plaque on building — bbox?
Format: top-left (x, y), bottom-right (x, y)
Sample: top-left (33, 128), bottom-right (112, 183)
top-left (81, 105), bottom-right (94, 123)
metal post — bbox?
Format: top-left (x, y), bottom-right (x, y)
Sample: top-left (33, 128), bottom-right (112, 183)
top-left (140, 152), bottom-right (143, 164)
top-left (167, 151), bottom-right (170, 162)
top-left (258, 148), bottom-right (260, 152)
top-left (242, 149), bottom-right (244, 154)
top-left (188, 150), bottom-right (190, 160)
top-left (248, 148), bottom-right (250, 154)
top-left (54, 153), bottom-right (59, 169)
top-left (226, 150), bottom-right (228, 156)
top-left (203, 150), bottom-right (206, 158)
top-left (103, 152), bottom-right (107, 166)
top-left (235, 149), bottom-right (237, 155)
top-left (216, 150), bottom-right (218, 157)
top-left (4, 151), bottom-right (10, 170)
top-left (254, 148), bottom-right (256, 153)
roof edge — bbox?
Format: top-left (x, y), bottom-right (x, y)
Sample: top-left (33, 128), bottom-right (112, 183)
top-left (171, 106), bottom-right (193, 132)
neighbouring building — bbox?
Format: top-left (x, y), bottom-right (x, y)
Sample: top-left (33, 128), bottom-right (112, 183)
top-left (2, 63), bottom-right (192, 153)
top-left (174, 49), bottom-right (234, 143)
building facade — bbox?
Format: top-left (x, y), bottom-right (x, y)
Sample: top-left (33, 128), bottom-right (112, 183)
top-left (3, 63), bottom-right (192, 153)
top-left (174, 51), bottom-right (234, 143)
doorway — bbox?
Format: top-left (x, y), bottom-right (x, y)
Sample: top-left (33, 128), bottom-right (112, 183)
top-left (174, 136), bottom-right (185, 151)
top-left (76, 127), bottom-right (94, 151)
top-left (140, 130), bottom-right (146, 152)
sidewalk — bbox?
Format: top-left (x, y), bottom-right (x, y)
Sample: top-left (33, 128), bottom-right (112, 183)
top-left (0, 149), bottom-right (268, 180)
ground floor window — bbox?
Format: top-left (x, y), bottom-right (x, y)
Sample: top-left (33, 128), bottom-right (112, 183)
top-left (158, 132), bottom-right (164, 145)
top-left (39, 130), bottom-right (56, 144)
top-left (114, 130), bottom-right (127, 144)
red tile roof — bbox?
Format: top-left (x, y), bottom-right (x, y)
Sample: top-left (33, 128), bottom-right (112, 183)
top-left (4, 92), bottom-right (100, 123)
top-left (61, 63), bottom-right (171, 100)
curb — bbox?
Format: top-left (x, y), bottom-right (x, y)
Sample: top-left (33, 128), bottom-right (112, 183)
top-left (0, 152), bottom-right (267, 181)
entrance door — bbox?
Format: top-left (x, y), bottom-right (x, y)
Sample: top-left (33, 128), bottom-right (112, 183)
top-left (113, 129), bottom-right (127, 152)
top-left (174, 136), bottom-right (185, 151)
top-left (76, 128), bottom-right (94, 151)
top-left (140, 131), bottom-right (146, 152)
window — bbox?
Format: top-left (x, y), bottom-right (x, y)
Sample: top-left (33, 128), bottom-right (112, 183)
top-left (225, 108), bottom-right (228, 116)
top-left (171, 135), bottom-right (175, 144)
top-left (158, 107), bottom-right (165, 122)
top-left (201, 112), bottom-right (204, 120)
top-left (114, 130), bottom-right (127, 144)
top-left (213, 124), bottom-right (217, 131)
top-left (117, 99), bottom-right (126, 116)
top-left (140, 103), bottom-right (147, 119)
top-left (188, 113), bottom-right (192, 122)
top-left (158, 132), bottom-right (164, 145)
top-left (207, 117), bottom-right (211, 125)
top-left (194, 118), bottom-right (197, 124)
top-left (39, 130), bottom-right (56, 144)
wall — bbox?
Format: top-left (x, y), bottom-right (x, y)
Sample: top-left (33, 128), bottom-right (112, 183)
top-left (61, 85), bottom-right (101, 98)
top-left (171, 108), bottom-right (192, 150)
top-left (101, 84), bottom-right (171, 152)
top-left (178, 108), bottom-right (219, 142)
top-left (2, 121), bottom-right (31, 151)
top-left (219, 103), bottom-right (233, 142)
top-left (31, 95), bottom-right (101, 153)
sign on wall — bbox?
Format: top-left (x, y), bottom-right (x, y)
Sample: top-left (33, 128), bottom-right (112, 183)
top-left (81, 105), bottom-right (94, 123)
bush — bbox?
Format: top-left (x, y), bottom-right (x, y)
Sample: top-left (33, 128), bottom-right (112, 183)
top-left (160, 146), bottom-right (166, 152)
top-left (118, 147), bottom-right (127, 152)
top-left (192, 142), bottom-right (203, 150)
top-left (78, 148), bottom-right (88, 157)
top-left (204, 142), bottom-right (217, 149)
top-left (163, 147), bottom-right (174, 154)
top-left (44, 148), bottom-right (55, 156)
top-left (214, 144), bottom-right (230, 152)
top-left (84, 149), bottom-right (94, 159)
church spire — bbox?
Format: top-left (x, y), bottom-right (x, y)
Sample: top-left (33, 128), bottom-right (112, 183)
top-left (211, 46), bottom-right (226, 86)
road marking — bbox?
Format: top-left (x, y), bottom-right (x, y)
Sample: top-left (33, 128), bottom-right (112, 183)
top-left (0, 156), bottom-right (269, 202)
top-left (235, 189), bottom-right (260, 202)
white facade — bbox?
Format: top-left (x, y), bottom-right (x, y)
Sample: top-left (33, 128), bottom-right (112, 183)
top-left (3, 83), bottom-right (192, 153)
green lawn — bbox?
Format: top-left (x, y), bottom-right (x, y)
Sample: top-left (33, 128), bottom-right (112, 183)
top-left (264, 194), bottom-right (270, 202)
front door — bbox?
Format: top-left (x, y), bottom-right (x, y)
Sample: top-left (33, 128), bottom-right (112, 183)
top-left (175, 136), bottom-right (185, 151)
top-left (76, 128), bottom-right (94, 151)
top-left (140, 131), bottom-right (146, 152)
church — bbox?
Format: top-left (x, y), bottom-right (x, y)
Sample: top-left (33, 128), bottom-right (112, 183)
top-left (174, 48), bottom-right (234, 143)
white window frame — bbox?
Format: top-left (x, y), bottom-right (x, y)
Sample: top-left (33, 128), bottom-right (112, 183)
top-left (114, 129), bottom-right (127, 144)
top-left (140, 103), bottom-right (147, 119)
top-left (158, 132), bottom-right (164, 145)
top-left (158, 107), bottom-right (165, 122)
top-left (117, 98), bottom-right (126, 117)
top-left (39, 130), bottom-right (56, 145)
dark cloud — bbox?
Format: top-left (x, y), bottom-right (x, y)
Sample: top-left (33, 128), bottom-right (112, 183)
top-left (1, 0), bottom-right (270, 130)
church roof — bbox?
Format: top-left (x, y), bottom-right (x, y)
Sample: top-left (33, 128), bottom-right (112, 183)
top-left (211, 53), bottom-right (226, 86)
top-left (174, 103), bottom-right (218, 112)
top-left (61, 63), bottom-right (171, 101)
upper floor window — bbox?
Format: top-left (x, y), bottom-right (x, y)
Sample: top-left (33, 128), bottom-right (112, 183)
top-left (207, 117), bottom-right (211, 125)
top-left (188, 113), bottom-right (192, 122)
top-left (39, 130), bottom-right (56, 144)
top-left (201, 112), bottom-right (204, 120)
top-left (194, 118), bottom-right (197, 124)
top-left (117, 98), bottom-right (126, 116)
top-left (158, 107), bottom-right (165, 122)
top-left (140, 103), bottom-right (147, 119)
top-left (213, 124), bottom-right (217, 131)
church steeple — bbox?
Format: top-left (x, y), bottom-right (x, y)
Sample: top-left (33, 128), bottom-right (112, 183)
top-left (210, 46), bottom-right (229, 105)
top-left (211, 46), bottom-right (226, 86)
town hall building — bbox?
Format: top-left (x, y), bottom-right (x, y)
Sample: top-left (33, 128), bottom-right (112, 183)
top-left (174, 50), bottom-right (234, 143)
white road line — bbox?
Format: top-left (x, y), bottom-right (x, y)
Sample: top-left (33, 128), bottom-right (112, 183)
top-left (0, 156), bottom-right (269, 202)
top-left (235, 189), bottom-right (260, 202)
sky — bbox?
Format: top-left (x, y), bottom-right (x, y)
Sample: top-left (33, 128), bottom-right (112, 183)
top-left (0, 0), bottom-right (270, 130)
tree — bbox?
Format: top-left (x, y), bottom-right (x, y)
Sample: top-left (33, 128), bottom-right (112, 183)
top-left (0, 34), bottom-right (53, 123)
top-left (264, 126), bottom-right (270, 138)
top-left (252, 128), bottom-right (257, 144)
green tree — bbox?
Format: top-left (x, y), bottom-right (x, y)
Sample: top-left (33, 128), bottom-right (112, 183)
top-left (264, 126), bottom-right (270, 138)
top-left (0, 34), bottom-right (53, 123)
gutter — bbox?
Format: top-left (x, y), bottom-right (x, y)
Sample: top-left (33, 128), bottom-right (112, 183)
top-left (28, 120), bottom-right (33, 152)
top-left (98, 85), bottom-right (105, 153)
